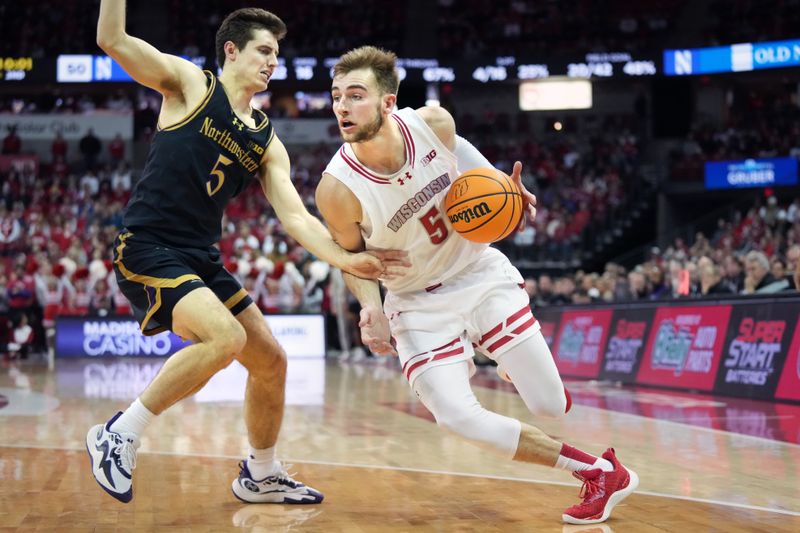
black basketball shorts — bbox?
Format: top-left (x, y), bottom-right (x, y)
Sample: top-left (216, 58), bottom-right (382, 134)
top-left (112, 231), bottom-right (253, 336)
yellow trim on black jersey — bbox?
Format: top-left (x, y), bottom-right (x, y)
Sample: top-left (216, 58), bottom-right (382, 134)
top-left (141, 286), bottom-right (162, 333)
top-left (264, 127), bottom-right (276, 152)
top-left (158, 71), bottom-right (217, 132)
top-left (114, 233), bottom-right (202, 288)
top-left (250, 107), bottom-right (271, 132)
top-left (223, 288), bottom-right (248, 310)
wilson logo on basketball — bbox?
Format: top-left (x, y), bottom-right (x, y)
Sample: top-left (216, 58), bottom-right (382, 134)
top-left (448, 202), bottom-right (492, 224)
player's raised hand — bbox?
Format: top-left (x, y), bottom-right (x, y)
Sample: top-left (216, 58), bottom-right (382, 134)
top-left (508, 160), bottom-right (537, 230)
top-left (358, 306), bottom-right (397, 356)
top-left (344, 249), bottom-right (411, 280)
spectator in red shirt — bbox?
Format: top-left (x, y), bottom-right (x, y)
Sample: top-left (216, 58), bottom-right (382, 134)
top-left (2, 125), bottom-right (22, 155)
top-left (108, 133), bottom-right (125, 163)
top-left (51, 131), bottom-right (68, 162)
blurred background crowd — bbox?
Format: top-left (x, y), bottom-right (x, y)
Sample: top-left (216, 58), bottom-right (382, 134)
top-left (1, 0), bottom-right (799, 360)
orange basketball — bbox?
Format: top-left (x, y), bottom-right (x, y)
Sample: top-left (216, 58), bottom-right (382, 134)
top-left (444, 167), bottom-right (524, 243)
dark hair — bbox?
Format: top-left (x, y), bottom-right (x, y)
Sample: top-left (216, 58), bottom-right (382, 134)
top-left (215, 8), bottom-right (287, 68)
top-left (333, 46), bottom-right (400, 95)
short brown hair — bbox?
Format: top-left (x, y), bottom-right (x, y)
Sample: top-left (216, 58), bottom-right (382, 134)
top-left (216, 8), bottom-right (287, 68)
top-left (333, 46), bottom-right (400, 95)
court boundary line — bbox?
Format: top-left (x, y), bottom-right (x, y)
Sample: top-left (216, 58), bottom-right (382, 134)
top-left (3, 443), bottom-right (798, 517)
top-left (470, 380), bottom-right (800, 448)
top-left (569, 402), bottom-right (800, 449)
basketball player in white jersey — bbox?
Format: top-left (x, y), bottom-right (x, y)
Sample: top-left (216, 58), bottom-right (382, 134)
top-left (315, 47), bottom-right (638, 525)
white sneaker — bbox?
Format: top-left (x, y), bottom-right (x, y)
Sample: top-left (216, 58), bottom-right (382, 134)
top-left (85, 412), bottom-right (139, 503)
top-left (232, 461), bottom-right (324, 504)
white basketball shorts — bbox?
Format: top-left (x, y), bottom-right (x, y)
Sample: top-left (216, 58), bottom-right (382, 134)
top-left (384, 247), bottom-right (540, 386)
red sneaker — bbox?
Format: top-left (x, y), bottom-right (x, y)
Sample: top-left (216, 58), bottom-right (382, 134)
top-left (562, 448), bottom-right (638, 524)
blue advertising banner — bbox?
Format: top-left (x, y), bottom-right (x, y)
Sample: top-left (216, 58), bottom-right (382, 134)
top-left (56, 317), bottom-right (193, 357)
top-left (704, 157), bottom-right (798, 190)
top-left (55, 314), bottom-right (326, 358)
top-left (665, 38), bottom-right (800, 76)
top-left (57, 55), bottom-right (206, 83)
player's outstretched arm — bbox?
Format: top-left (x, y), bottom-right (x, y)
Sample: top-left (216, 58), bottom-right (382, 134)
top-left (97, 0), bottom-right (203, 95)
top-left (260, 138), bottom-right (410, 281)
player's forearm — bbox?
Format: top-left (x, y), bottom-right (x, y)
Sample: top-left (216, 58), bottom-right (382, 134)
top-left (343, 272), bottom-right (382, 309)
top-left (280, 213), bottom-right (351, 271)
top-left (97, 0), bottom-right (128, 49)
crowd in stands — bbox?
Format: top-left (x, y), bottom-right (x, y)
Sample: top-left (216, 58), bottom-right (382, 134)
top-left (438, 0), bottom-right (685, 58)
top-left (671, 87), bottom-right (800, 180)
top-left (2, 83), bottom-right (799, 360)
top-left (0, 1), bottom-right (103, 57)
top-left (456, 111), bottom-right (643, 263)
top-left (169, 0), bottom-right (404, 59)
top-left (702, 0), bottom-right (800, 47)
top-left (0, 92), bottom-right (133, 115)
top-left (525, 194), bottom-right (800, 307)
top-left (9, 0), bottom-right (797, 64)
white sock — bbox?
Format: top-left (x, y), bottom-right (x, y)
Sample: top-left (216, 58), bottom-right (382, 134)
top-left (555, 443), bottom-right (614, 473)
top-left (109, 398), bottom-right (155, 438)
top-left (592, 457), bottom-right (614, 472)
top-left (247, 446), bottom-right (279, 479)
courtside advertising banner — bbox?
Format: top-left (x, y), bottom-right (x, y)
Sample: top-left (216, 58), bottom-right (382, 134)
top-left (599, 308), bottom-right (655, 383)
top-left (56, 315), bottom-right (326, 359)
top-left (714, 302), bottom-right (796, 400)
top-left (552, 309), bottom-right (613, 378)
top-left (637, 305), bottom-right (732, 391)
top-left (534, 307), bottom-right (562, 346)
top-left (775, 314), bottom-right (800, 402)
top-left (56, 317), bottom-right (192, 358)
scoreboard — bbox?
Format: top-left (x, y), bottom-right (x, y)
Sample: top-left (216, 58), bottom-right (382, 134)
top-left (44, 52), bottom-right (659, 85)
top-left (0, 56), bottom-right (55, 82)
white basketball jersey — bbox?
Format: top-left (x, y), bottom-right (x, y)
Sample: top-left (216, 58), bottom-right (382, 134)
top-left (324, 108), bottom-right (487, 294)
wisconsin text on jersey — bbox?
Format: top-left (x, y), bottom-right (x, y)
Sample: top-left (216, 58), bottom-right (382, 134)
top-left (387, 173), bottom-right (451, 232)
top-left (199, 117), bottom-right (261, 173)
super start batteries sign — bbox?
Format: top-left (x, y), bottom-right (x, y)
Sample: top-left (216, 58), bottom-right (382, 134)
top-left (714, 303), bottom-right (795, 399)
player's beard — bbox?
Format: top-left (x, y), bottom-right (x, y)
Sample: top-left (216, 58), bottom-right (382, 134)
top-left (347, 104), bottom-right (384, 143)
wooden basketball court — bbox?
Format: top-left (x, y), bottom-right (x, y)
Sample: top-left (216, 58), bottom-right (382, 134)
top-left (1, 357), bottom-right (798, 531)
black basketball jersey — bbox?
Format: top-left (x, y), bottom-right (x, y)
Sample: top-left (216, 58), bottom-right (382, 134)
top-left (123, 71), bottom-right (274, 247)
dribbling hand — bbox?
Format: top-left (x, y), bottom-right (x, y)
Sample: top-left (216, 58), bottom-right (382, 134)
top-left (508, 161), bottom-right (537, 230)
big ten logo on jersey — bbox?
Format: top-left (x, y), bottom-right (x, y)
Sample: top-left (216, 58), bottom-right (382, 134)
top-left (420, 149), bottom-right (437, 167)
top-left (246, 140), bottom-right (265, 156)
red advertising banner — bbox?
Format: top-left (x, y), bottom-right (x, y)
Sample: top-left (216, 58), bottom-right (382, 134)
top-left (637, 305), bottom-right (732, 391)
top-left (775, 315), bottom-right (800, 401)
top-left (540, 319), bottom-right (557, 346)
top-left (552, 309), bottom-right (613, 378)
top-left (534, 307), bottom-right (561, 346)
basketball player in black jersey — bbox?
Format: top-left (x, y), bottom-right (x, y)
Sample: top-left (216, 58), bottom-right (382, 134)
top-left (86, 1), bottom-right (409, 505)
